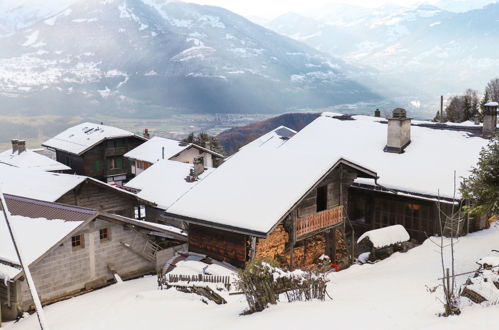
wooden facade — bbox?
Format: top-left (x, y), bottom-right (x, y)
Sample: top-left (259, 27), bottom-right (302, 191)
top-left (55, 136), bottom-right (145, 183)
top-left (348, 186), bottom-right (460, 242)
top-left (56, 179), bottom-right (144, 218)
top-left (181, 162), bottom-right (374, 269)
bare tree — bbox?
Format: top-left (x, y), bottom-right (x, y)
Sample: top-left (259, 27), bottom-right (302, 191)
top-left (485, 78), bottom-right (499, 102)
top-left (429, 173), bottom-right (462, 316)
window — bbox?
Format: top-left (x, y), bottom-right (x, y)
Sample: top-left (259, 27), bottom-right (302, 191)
top-left (71, 234), bottom-right (84, 249)
top-left (316, 185), bottom-right (328, 212)
top-left (99, 228), bottom-right (109, 242)
top-left (107, 157), bottom-right (123, 169)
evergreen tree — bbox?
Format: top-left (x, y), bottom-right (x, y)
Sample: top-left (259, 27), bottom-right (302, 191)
top-left (182, 132), bottom-right (224, 155)
top-left (461, 135), bottom-right (499, 216)
top-left (480, 90), bottom-right (491, 116)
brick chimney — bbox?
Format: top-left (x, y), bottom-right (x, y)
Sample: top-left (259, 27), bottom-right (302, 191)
top-left (384, 108), bottom-right (411, 154)
top-left (483, 102), bottom-right (498, 137)
top-left (11, 139), bottom-right (18, 154)
top-left (143, 128), bottom-right (150, 139)
top-left (193, 156), bottom-right (205, 177)
top-left (17, 140), bottom-right (26, 154)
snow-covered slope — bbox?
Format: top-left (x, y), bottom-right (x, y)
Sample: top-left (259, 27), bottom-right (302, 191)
top-left (0, 0), bottom-right (379, 117)
top-left (6, 224), bottom-right (499, 329)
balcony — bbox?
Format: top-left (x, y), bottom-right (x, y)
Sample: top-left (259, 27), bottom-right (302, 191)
top-left (105, 168), bottom-right (127, 177)
top-left (104, 147), bottom-right (127, 157)
top-left (296, 205), bottom-right (344, 239)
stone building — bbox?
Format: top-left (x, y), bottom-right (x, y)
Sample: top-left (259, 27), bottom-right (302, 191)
top-left (42, 122), bottom-right (146, 184)
top-left (0, 194), bottom-right (186, 322)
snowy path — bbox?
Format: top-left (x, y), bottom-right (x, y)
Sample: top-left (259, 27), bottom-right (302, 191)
top-left (5, 225), bottom-right (499, 330)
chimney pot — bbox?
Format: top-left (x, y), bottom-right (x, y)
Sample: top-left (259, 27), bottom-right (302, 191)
top-left (17, 140), bottom-right (26, 154)
top-left (11, 139), bottom-right (19, 153)
top-left (374, 109), bottom-right (381, 117)
top-left (384, 108), bottom-right (411, 154)
top-left (143, 128), bottom-right (150, 139)
top-left (483, 102), bottom-right (498, 138)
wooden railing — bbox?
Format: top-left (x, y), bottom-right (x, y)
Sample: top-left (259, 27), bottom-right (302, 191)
top-left (296, 205), bottom-right (344, 238)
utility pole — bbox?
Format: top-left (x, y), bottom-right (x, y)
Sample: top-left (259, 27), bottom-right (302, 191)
top-left (0, 188), bottom-right (50, 330)
top-left (440, 95), bottom-right (444, 123)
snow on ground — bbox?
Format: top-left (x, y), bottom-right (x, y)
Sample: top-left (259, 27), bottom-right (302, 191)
top-left (5, 225), bottom-right (499, 330)
top-left (357, 224), bottom-right (410, 248)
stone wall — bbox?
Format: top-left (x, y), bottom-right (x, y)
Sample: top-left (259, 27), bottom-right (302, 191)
top-left (16, 218), bottom-right (154, 314)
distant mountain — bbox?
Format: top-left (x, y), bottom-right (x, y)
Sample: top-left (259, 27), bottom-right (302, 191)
top-left (0, 0), bottom-right (380, 117)
top-left (267, 2), bottom-right (499, 112)
top-left (217, 112), bottom-right (320, 154)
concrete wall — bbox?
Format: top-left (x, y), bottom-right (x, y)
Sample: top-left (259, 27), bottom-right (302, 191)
top-left (15, 219), bottom-right (154, 316)
top-left (170, 148), bottom-right (214, 168)
top-left (155, 243), bottom-right (188, 273)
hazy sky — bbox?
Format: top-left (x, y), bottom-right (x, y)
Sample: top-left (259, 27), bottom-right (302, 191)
top-left (182, 0), bottom-right (440, 18)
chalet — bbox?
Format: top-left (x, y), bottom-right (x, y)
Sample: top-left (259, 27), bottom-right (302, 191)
top-left (42, 122), bottom-right (146, 184)
top-left (0, 140), bottom-right (70, 172)
top-left (125, 158), bottom-right (214, 228)
top-left (124, 136), bottom-right (224, 176)
top-left (269, 110), bottom-right (491, 242)
top-left (0, 164), bottom-right (153, 218)
top-left (0, 194), bottom-right (187, 321)
top-left (165, 126), bottom-right (377, 268)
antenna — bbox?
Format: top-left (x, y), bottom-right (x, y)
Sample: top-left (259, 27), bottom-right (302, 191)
top-left (0, 188), bottom-right (50, 330)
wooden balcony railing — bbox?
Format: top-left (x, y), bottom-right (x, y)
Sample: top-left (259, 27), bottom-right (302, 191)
top-left (296, 205), bottom-right (344, 238)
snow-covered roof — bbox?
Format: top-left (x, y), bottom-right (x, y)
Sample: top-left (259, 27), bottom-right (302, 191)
top-left (238, 126), bottom-right (297, 151)
top-left (484, 102), bottom-right (498, 107)
top-left (166, 124), bottom-right (376, 235)
top-left (125, 160), bottom-right (213, 209)
top-left (43, 122), bottom-right (143, 155)
top-left (124, 136), bottom-right (189, 163)
top-left (0, 164), bottom-right (145, 204)
top-left (0, 148), bottom-right (70, 172)
top-left (357, 225), bottom-right (410, 248)
top-left (291, 113), bottom-right (488, 199)
top-left (166, 113), bottom-right (487, 235)
top-left (0, 214), bottom-right (84, 278)
top-left (0, 163), bottom-right (86, 201)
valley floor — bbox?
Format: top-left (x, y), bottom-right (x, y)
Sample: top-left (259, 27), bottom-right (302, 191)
top-left (5, 224), bottom-right (499, 330)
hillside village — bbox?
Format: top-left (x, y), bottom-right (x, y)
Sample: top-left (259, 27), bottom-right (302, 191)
top-left (0, 102), bottom-right (498, 329)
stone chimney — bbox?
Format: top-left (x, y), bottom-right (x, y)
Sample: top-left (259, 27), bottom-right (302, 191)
top-left (17, 140), bottom-right (26, 154)
top-left (193, 156), bottom-right (205, 177)
top-left (483, 102), bottom-right (498, 137)
top-left (374, 109), bottom-right (381, 117)
top-left (143, 128), bottom-right (150, 139)
top-left (384, 108), bottom-right (411, 154)
top-left (11, 139), bottom-right (19, 154)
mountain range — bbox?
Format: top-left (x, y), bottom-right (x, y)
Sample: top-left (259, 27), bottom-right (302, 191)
top-left (0, 0), bottom-right (380, 117)
top-left (267, 2), bottom-right (499, 110)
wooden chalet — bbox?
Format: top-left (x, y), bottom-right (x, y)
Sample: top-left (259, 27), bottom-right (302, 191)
top-left (0, 164), bottom-right (154, 218)
top-left (0, 195), bottom-right (186, 321)
top-left (42, 122), bottom-right (146, 184)
top-left (165, 127), bottom-right (377, 268)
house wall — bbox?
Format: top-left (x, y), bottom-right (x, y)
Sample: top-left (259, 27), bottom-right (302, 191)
top-left (13, 219), bottom-right (154, 317)
top-left (169, 148), bottom-right (214, 168)
top-left (56, 181), bottom-right (137, 218)
top-left (255, 165), bottom-right (357, 269)
top-left (188, 225), bottom-right (247, 268)
top-left (348, 187), bottom-right (455, 242)
top-left (56, 137), bottom-right (144, 180)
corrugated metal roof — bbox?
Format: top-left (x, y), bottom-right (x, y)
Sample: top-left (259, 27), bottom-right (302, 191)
top-left (1, 194), bottom-right (97, 222)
